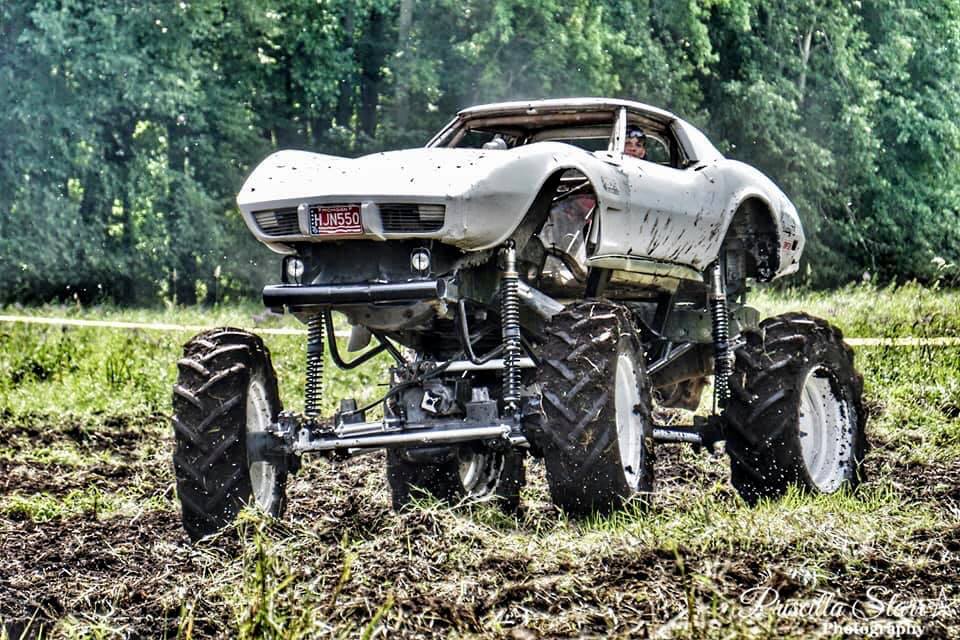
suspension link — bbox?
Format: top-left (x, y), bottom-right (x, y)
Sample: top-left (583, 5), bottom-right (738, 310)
top-left (500, 241), bottom-right (522, 417)
top-left (305, 312), bottom-right (325, 417)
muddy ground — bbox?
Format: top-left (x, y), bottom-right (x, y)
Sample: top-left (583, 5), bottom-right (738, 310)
top-left (1, 411), bottom-right (959, 639)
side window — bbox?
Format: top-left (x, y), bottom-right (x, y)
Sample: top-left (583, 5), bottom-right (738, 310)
top-left (624, 112), bottom-right (684, 167)
top-left (450, 129), bottom-right (519, 149)
top-left (644, 136), bottom-right (671, 165)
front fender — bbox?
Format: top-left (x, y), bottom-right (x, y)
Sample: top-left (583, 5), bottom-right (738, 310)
top-left (447, 144), bottom-right (630, 251)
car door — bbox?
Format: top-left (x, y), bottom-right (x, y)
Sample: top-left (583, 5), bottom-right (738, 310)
top-left (596, 145), bottom-right (724, 272)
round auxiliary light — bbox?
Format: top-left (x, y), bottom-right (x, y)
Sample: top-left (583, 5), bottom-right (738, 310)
top-left (410, 248), bottom-right (431, 274)
top-left (285, 257), bottom-right (305, 281)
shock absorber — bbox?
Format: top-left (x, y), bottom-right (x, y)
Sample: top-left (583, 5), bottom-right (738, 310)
top-left (304, 312), bottom-right (324, 417)
top-left (500, 241), bottom-right (522, 417)
top-left (709, 260), bottom-right (733, 409)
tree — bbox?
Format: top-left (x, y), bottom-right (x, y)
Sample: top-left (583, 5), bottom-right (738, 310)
top-left (698, 0), bottom-right (882, 284)
top-left (2, 0), bottom-right (958, 304)
top-left (853, 0), bottom-right (960, 281)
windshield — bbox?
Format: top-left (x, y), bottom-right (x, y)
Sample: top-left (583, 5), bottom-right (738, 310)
top-left (430, 110), bottom-right (617, 151)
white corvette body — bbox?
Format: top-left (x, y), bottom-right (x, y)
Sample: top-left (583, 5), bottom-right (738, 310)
top-left (166, 101), bottom-right (860, 536)
top-left (238, 98), bottom-right (803, 292)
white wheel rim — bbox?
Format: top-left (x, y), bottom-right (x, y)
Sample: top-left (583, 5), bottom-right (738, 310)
top-left (798, 366), bottom-right (856, 493)
top-left (457, 449), bottom-right (503, 498)
top-left (615, 351), bottom-right (644, 490)
top-left (246, 376), bottom-right (277, 511)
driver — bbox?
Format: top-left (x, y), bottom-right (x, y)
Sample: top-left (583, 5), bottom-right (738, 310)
top-left (624, 126), bottom-right (647, 160)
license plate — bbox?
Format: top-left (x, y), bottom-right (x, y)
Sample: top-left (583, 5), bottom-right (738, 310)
top-left (309, 204), bottom-right (363, 235)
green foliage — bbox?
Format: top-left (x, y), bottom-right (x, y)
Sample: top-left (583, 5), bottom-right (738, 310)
top-left (0, 307), bottom-right (379, 418)
top-left (234, 520), bottom-right (314, 640)
top-left (0, 322), bottom-right (179, 414)
top-left (852, 1), bottom-right (960, 283)
top-left (752, 280), bottom-right (960, 338)
top-left (1, 0), bottom-right (959, 301)
top-left (695, 0), bottom-right (960, 284)
top-left (0, 486), bottom-right (167, 522)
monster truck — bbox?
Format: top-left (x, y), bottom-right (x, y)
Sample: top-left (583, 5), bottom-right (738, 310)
top-left (172, 98), bottom-right (867, 541)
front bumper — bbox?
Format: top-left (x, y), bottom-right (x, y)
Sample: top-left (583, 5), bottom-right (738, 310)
top-left (263, 279), bottom-right (450, 309)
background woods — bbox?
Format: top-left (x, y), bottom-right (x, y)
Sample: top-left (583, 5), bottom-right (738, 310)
top-left (2, 0), bottom-right (959, 304)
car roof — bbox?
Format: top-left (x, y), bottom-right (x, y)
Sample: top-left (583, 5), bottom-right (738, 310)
top-left (457, 97), bottom-right (678, 124)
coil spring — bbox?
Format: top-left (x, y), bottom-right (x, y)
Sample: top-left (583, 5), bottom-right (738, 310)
top-left (501, 243), bottom-right (522, 410)
top-left (304, 313), bottom-right (324, 416)
top-left (709, 261), bottom-right (733, 406)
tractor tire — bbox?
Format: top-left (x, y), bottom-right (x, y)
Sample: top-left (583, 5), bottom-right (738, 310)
top-left (725, 312), bottom-right (867, 505)
top-left (532, 300), bottom-right (654, 516)
top-left (387, 446), bottom-right (525, 512)
top-left (172, 328), bottom-right (289, 542)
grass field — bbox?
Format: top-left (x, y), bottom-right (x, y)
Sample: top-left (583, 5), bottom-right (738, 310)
top-left (1, 282), bottom-right (959, 638)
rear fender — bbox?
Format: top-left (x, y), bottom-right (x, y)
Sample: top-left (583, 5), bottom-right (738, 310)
top-left (716, 188), bottom-right (804, 280)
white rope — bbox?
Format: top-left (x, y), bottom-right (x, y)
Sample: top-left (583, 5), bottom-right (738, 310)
top-left (843, 336), bottom-right (960, 346)
top-left (1, 314), bottom-right (958, 346)
top-left (0, 314), bottom-right (350, 337)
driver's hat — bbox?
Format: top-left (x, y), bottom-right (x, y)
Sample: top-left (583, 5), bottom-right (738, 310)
top-left (626, 126), bottom-right (646, 140)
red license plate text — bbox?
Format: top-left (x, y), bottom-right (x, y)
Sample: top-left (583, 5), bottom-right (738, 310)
top-left (309, 204), bottom-right (363, 235)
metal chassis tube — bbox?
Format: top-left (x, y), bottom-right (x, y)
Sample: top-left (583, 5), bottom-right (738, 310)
top-left (254, 412), bottom-right (718, 462)
top-left (291, 420), bottom-right (518, 453)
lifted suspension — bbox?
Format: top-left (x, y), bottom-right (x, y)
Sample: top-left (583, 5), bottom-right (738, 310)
top-left (649, 260), bottom-right (739, 451)
top-left (708, 260), bottom-right (734, 409)
top-left (264, 243), bottom-right (551, 461)
top-left (500, 241), bottom-right (523, 418)
top-left (304, 313), bottom-right (324, 416)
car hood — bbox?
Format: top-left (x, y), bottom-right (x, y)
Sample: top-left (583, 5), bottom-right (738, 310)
top-left (237, 147), bottom-right (534, 209)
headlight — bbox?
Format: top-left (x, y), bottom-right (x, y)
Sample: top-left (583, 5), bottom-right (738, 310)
top-left (410, 248), bottom-right (431, 275)
top-left (284, 256), bottom-right (305, 283)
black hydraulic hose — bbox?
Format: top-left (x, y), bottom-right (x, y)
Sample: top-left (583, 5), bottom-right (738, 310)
top-left (338, 359), bottom-right (453, 419)
top-left (322, 312), bottom-right (387, 370)
top-left (371, 331), bottom-right (406, 365)
top-left (456, 299), bottom-right (506, 365)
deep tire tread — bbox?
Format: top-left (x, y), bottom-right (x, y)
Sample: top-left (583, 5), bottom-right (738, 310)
top-left (172, 327), bottom-right (287, 542)
top-left (725, 313), bottom-right (868, 505)
top-left (531, 300), bottom-right (654, 516)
